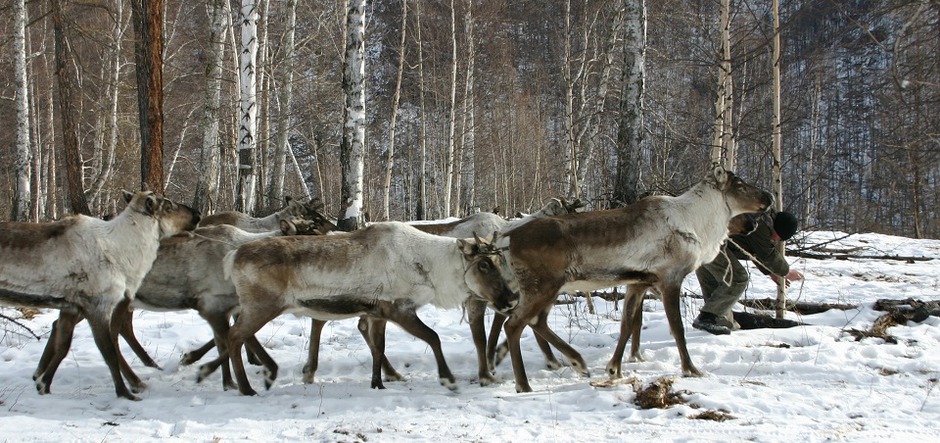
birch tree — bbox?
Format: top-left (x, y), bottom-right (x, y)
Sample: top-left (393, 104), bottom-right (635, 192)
top-left (236, 0), bottom-right (259, 213)
top-left (268, 0), bottom-right (298, 208)
top-left (415, 0), bottom-right (427, 220)
top-left (338, 0), bottom-right (367, 231)
top-left (193, 0), bottom-right (231, 214)
top-left (13, 0), bottom-right (31, 221)
top-left (130, 0), bottom-right (165, 193)
top-left (613, 0), bottom-right (646, 206)
top-left (459, 0), bottom-right (476, 214)
top-left (711, 0), bottom-right (735, 168)
top-left (86, 0), bottom-right (125, 210)
top-left (771, 0), bottom-right (786, 318)
top-left (442, 0), bottom-right (459, 217)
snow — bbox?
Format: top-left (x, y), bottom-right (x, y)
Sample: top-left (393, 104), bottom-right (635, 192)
top-left (2, 231), bottom-right (940, 442)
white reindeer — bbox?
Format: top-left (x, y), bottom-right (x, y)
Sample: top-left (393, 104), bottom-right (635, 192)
top-left (0, 191), bottom-right (200, 400)
top-left (31, 218), bottom-right (325, 391)
top-left (199, 197), bottom-right (334, 233)
top-left (497, 166), bottom-right (773, 392)
top-left (197, 222), bottom-right (518, 395)
top-left (300, 198), bottom-right (582, 386)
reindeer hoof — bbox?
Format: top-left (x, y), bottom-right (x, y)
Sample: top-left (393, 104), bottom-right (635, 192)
top-left (240, 388), bottom-right (258, 396)
top-left (180, 353), bottom-right (197, 366)
top-left (479, 374), bottom-right (502, 387)
top-left (384, 372), bottom-right (405, 382)
top-left (605, 363), bottom-right (622, 380)
top-left (440, 377), bottom-right (459, 392)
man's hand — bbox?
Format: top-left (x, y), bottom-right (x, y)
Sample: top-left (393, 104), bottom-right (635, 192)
top-left (771, 270), bottom-right (804, 287)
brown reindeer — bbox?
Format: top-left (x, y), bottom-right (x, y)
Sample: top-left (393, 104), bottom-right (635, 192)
top-left (496, 166), bottom-right (773, 392)
top-left (485, 212), bottom-right (759, 373)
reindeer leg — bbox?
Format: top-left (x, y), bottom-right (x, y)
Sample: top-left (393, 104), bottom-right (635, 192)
top-left (527, 311), bottom-right (589, 377)
top-left (111, 298), bottom-right (146, 393)
top-left (382, 302), bottom-right (457, 391)
top-left (628, 289), bottom-right (647, 363)
top-left (243, 334), bottom-right (278, 391)
top-left (362, 316), bottom-right (404, 382)
top-left (606, 285), bottom-right (647, 379)
top-left (486, 311), bottom-right (507, 372)
top-left (201, 312), bottom-right (237, 390)
top-left (661, 281), bottom-right (703, 377)
top-left (302, 318), bottom-right (326, 384)
top-left (213, 298), bottom-right (281, 396)
top-left (503, 313), bottom-right (533, 393)
top-left (86, 305), bottom-right (139, 401)
top-left (466, 299), bottom-right (499, 386)
top-left (180, 340), bottom-right (216, 366)
top-left (118, 309), bottom-right (161, 369)
top-left (34, 309), bottom-right (82, 395)
top-left (359, 317), bottom-right (386, 389)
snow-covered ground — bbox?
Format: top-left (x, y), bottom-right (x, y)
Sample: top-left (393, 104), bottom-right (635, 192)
top-left (1, 231), bottom-right (939, 442)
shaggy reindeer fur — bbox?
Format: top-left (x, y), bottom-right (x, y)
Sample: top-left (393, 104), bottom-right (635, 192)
top-left (497, 166), bottom-right (773, 392)
top-left (198, 222), bottom-right (518, 395)
top-left (31, 218), bottom-right (324, 391)
top-left (301, 198), bottom-right (581, 386)
top-left (199, 198), bottom-right (334, 233)
top-left (0, 191), bottom-right (199, 400)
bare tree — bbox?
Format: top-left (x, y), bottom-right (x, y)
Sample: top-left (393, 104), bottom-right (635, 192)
top-left (382, 0), bottom-right (408, 221)
top-left (13, 0), bottom-right (31, 220)
top-left (711, 0), bottom-right (735, 168)
top-left (268, 0), bottom-right (299, 207)
top-left (613, 0), bottom-right (646, 207)
top-left (193, 0), bottom-right (231, 214)
top-left (130, 0), bottom-right (166, 193)
top-left (51, 0), bottom-right (90, 215)
top-left (338, 0), bottom-right (367, 231)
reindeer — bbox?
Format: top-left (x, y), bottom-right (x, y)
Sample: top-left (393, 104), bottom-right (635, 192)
top-left (0, 191), bottom-right (199, 400)
top-left (31, 217), bottom-right (326, 391)
top-left (199, 197), bottom-right (335, 233)
top-left (484, 212), bottom-right (760, 374)
top-left (197, 222), bottom-right (518, 395)
top-left (495, 166), bottom-right (773, 392)
top-left (300, 197), bottom-right (582, 386)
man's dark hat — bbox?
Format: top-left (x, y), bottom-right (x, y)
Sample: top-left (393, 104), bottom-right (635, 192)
top-left (773, 211), bottom-right (799, 241)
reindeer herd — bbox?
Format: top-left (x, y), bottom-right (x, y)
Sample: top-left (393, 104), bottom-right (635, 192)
top-left (0, 166), bottom-right (773, 400)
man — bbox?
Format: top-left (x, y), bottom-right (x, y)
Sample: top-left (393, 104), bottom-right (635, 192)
top-left (693, 210), bottom-right (804, 335)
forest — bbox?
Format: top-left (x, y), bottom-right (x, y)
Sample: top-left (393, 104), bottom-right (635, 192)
top-left (0, 0), bottom-right (937, 237)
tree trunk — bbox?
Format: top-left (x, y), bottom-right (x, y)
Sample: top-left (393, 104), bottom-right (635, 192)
top-left (52, 0), bottom-right (90, 216)
top-left (415, 0), bottom-right (427, 221)
top-left (442, 0), bottom-right (459, 218)
top-left (711, 0), bottom-right (734, 168)
top-left (771, 0), bottom-right (786, 319)
top-left (193, 0), bottom-right (230, 214)
top-left (338, 0), bottom-right (367, 231)
top-left (13, 0), bottom-right (31, 221)
top-left (612, 0), bottom-right (646, 207)
top-left (130, 0), bottom-right (165, 193)
top-left (236, 0), bottom-right (259, 213)
top-left (382, 0), bottom-right (408, 221)
top-left (268, 0), bottom-right (298, 208)
top-left (86, 0), bottom-right (125, 210)
top-left (459, 0), bottom-right (476, 214)
top-left (563, 0), bottom-right (578, 198)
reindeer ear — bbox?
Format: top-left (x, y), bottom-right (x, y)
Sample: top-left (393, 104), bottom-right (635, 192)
top-left (456, 238), bottom-right (476, 256)
top-left (712, 164), bottom-right (729, 185)
top-left (280, 219), bottom-right (297, 235)
top-left (144, 194), bottom-right (159, 215)
top-left (122, 190), bottom-right (135, 203)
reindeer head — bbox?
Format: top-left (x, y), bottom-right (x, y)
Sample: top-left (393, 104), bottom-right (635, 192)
top-left (708, 165), bottom-right (774, 216)
top-left (457, 231), bottom-right (518, 314)
top-left (123, 191), bottom-right (201, 238)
